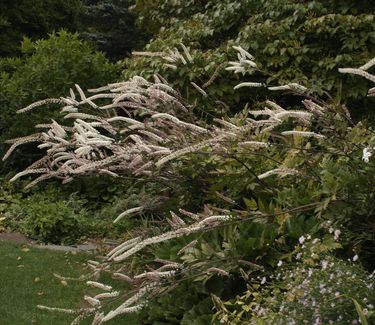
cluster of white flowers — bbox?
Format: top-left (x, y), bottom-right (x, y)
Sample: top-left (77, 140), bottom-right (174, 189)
top-left (133, 43), bottom-right (193, 71)
top-left (246, 253), bottom-right (374, 325)
top-left (362, 147), bottom-right (373, 163)
top-left (257, 168), bottom-right (300, 180)
top-left (339, 57), bottom-right (375, 96)
top-left (228, 47), bottom-right (308, 93)
top-left (226, 45), bottom-right (258, 74)
top-left (6, 71), bottom-right (316, 188)
top-left (5, 45), bottom-right (332, 193)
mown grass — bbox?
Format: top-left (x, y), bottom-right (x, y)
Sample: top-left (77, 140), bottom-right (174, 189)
top-left (0, 241), bottom-right (92, 325)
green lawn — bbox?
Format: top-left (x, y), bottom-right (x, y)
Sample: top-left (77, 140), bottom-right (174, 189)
top-left (0, 241), bottom-right (92, 325)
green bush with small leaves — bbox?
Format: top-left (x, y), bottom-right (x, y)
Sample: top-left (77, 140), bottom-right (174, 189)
top-left (21, 198), bottom-right (84, 244)
top-left (126, 0), bottom-right (375, 117)
top-left (0, 30), bottom-right (120, 171)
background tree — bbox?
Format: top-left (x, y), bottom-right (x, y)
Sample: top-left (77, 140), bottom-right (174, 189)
top-left (0, 0), bottom-right (83, 57)
top-left (79, 0), bottom-right (150, 60)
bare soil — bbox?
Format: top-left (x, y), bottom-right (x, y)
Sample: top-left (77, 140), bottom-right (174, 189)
top-left (0, 232), bottom-right (33, 245)
top-left (0, 231), bottom-right (117, 252)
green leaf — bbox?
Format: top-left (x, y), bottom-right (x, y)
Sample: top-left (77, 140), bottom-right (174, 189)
top-left (352, 298), bottom-right (369, 325)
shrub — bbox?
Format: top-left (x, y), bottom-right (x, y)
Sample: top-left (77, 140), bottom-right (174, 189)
top-left (0, 177), bottom-right (23, 231)
top-left (20, 196), bottom-right (85, 244)
top-left (125, 0), bottom-right (375, 117)
top-left (213, 230), bottom-right (375, 324)
top-left (3, 36), bottom-right (375, 324)
top-left (0, 30), bottom-right (120, 171)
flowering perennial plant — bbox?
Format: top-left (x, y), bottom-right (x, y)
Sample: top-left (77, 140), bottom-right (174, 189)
top-left (213, 234), bottom-right (375, 325)
top-left (4, 49), bottom-right (375, 324)
top-left (3, 45), bottom-right (328, 191)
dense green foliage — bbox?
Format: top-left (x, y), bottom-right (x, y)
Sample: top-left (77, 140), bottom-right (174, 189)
top-left (125, 0), bottom-right (375, 115)
top-left (0, 180), bottom-right (87, 244)
top-left (1, 1), bottom-right (375, 324)
top-left (0, 31), bottom-right (120, 171)
top-left (214, 254), bottom-right (375, 323)
top-left (0, 177), bottom-right (141, 244)
top-left (0, 0), bottom-right (148, 60)
top-left (0, 0), bottom-right (83, 57)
